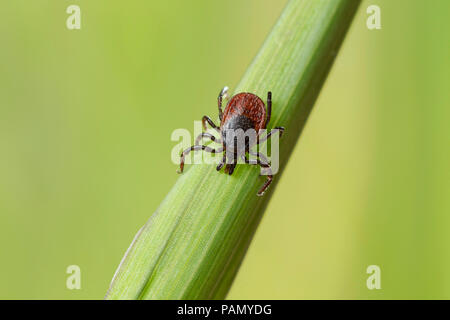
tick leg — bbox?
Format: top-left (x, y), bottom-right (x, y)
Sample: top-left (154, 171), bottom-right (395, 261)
top-left (216, 153), bottom-right (226, 171)
top-left (258, 126), bottom-right (285, 144)
top-left (242, 154), bottom-right (273, 196)
top-left (202, 115), bottom-right (220, 133)
top-left (242, 155), bottom-right (271, 169)
top-left (257, 175), bottom-right (273, 196)
top-left (218, 86), bottom-right (229, 122)
top-left (224, 163), bottom-right (237, 175)
top-left (249, 151), bottom-right (270, 167)
top-left (178, 145), bottom-right (223, 173)
top-left (195, 132), bottom-right (221, 146)
top-left (266, 91), bottom-right (272, 125)
top-left (227, 159), bottom-right (237, 175)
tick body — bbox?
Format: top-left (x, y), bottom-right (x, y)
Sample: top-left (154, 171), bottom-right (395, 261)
top-left (178, 87), bottom-right (285, 196)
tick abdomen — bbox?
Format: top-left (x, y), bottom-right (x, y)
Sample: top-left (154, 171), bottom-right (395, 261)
top-left (222, 93), bottom-right (266, 132)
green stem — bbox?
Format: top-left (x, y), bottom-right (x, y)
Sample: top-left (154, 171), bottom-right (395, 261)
top-left (105, 0), bottom-right (361, 300)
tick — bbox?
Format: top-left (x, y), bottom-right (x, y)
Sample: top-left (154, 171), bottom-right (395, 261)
top-left (178, 87), bottom-right (284, 196)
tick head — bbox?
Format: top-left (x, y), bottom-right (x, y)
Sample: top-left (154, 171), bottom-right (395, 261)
top-left (222, 126), bottom-right (258, 162)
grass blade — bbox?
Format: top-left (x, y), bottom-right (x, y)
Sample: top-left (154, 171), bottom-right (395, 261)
top-left (105, 0), bottom-right (361, 300)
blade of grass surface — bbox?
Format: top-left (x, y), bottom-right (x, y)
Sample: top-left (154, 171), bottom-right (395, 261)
top-left (105, 0), bottom-right (361, 300)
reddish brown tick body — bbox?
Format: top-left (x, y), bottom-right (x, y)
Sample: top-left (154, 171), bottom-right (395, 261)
top-left (222, 93), bottom-right (267, 133)
top-left (178, 87), bottom-right (284, 196)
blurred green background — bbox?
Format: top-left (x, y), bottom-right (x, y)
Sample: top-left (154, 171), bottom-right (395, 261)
top-left (0, 0), bottom-right (449, 299)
